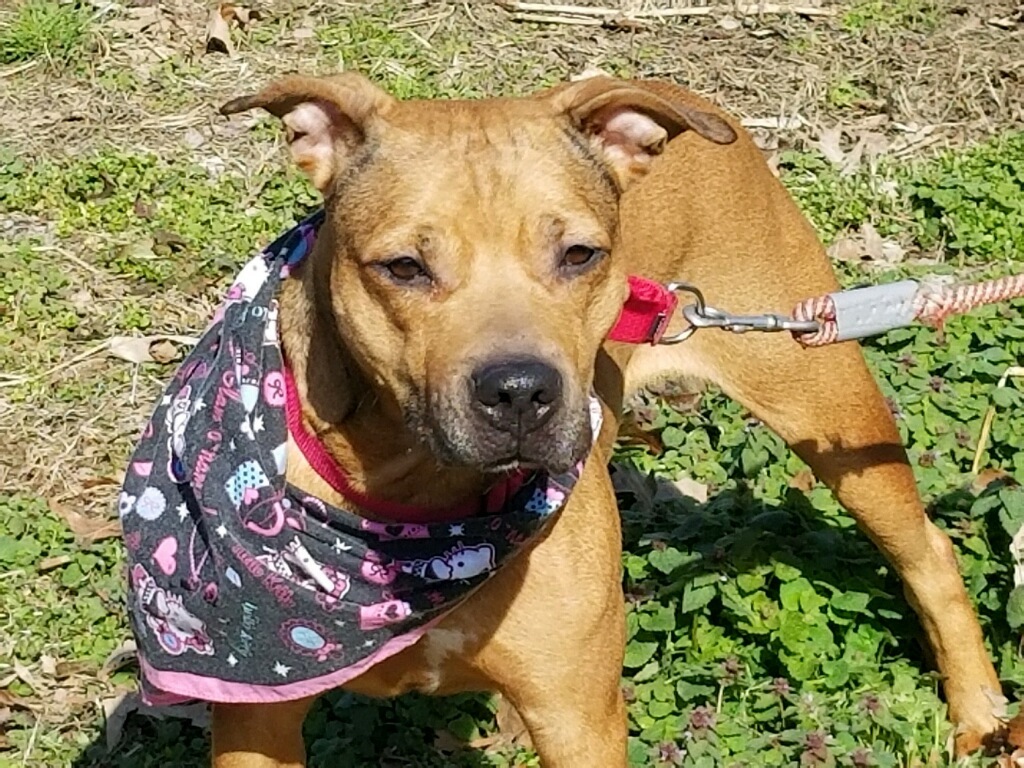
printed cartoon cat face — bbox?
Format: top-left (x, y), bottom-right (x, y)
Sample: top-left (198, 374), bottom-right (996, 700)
top-left (430, 543), bottom-right (495, 581)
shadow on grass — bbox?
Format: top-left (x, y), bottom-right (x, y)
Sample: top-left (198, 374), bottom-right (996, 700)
top-left (71, 463), bottom-right (1016, 767)
top-left (72, 689), bottom-right (504, 768)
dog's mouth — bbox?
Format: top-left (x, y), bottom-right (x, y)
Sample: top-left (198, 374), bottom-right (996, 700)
top-left (411, 398), bottom-right (593, 476)
top-left (480, 454), bottom-right (563, 475)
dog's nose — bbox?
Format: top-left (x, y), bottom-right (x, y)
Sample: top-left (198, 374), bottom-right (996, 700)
top-left (471, 359), bottom-right (562, 433)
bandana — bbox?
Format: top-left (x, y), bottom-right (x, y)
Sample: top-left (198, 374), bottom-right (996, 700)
top-left (118, 209), bottom-right (603, 706)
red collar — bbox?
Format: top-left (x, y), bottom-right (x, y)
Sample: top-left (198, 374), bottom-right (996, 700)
top-left (284, 275), bottom-right (675, 522)
top-left (607, 276), bottom-right (679, 344)
top-left (284, 368), bottom-right (528, 524)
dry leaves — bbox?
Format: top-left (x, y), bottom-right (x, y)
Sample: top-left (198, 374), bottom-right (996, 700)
top-left (107, 6), bottom-right (165, 36)
top-left (492, 695), bottom-right (532, 749)
top-left (99, 640), bottom-right (138, 681)
top-left (48, 499), bottom-right (121, 544)
top-left (102, 692), bottom-right (210, 751)
top-left (570, 64), bottom-right (613, 82)
top-left (655, 474), bottom-right (710, 504)
top-left (617, 413), bottom-right (664, 454)
top-left (456, 695), bottom-right (534, 752)
top-left (610, 463), bottom-right (659, 513)
top-left (107, 334), bottom-right (196, 365)
top-left (788, 469), bottom-right (817, 492)
top-left (206, 3), bottom-right (260, 55)
top-left (813, 125), bottom-right (890, 177)
top-left (827, 222), bottom-right (906, 266)
top-left (611, 463), bottom-right (710, 509)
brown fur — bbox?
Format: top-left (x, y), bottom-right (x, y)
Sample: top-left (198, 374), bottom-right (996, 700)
top-left (211, 73), bottom-right (1005, 767)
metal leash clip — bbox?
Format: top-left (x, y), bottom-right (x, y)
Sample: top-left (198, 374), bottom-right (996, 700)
top-left (658, 282), bottom-right (821, 345)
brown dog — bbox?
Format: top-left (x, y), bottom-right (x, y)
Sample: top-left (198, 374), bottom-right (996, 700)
top-left (206, 72), bottom-right (1004, 766)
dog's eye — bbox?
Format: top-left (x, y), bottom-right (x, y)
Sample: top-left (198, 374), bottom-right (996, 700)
top-left (560, 245), bottom-right (603, 271)
top-left (381, 257), bottom-right (429, 284)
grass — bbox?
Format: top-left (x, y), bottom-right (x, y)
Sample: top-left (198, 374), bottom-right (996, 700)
top-left (2, 1), bottom-right (1024, 766)
top-left (3, 128), bottom-right (1023, 768)
top-left (841, 0), bottom-right (942, 32)
top-left (0, 0), bottom-right (93, 70)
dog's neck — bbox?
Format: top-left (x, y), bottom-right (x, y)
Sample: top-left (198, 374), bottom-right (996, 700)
top-left (276, 248), bottom-right (488, 521)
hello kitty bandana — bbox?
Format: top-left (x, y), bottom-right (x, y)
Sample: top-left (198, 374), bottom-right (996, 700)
top-left (117, 209), bottom-right (603, 706)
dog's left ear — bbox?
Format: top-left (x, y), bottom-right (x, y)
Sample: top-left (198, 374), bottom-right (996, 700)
top-left (219, 72), bottom-right (395, 193)
top-left (551, 76), bottom-right (737, 188)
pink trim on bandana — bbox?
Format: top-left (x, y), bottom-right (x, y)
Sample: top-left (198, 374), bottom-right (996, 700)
top-left (139, 614), bottom-right (446, 706)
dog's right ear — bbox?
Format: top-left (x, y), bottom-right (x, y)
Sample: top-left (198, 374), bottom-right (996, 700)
top-left (220, 73), bottom-right (395, 193)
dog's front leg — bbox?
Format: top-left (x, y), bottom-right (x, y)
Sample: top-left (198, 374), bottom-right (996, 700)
top-left (501, 663), bottom-right (628, 768)
top-left (211, 697), bottom-right (316, 768)
top-left (478, 474), bottom-right (630, 767)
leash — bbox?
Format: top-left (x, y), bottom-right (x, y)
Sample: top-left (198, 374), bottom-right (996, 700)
top-left (609, 274), bottom-right (1024, 348)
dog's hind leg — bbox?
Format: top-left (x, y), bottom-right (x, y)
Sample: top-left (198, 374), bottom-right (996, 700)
top-left (211, 697), bottom-right (316, 768)
top-left (624, 329), bottom-right (1005, 755)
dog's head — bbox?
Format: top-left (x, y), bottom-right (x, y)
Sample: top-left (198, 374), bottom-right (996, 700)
top-left (221, 73), bottom-right (735, 473)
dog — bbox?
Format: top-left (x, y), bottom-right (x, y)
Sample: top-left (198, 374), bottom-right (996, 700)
top-left (126, 72), bottom-right (1005, 766)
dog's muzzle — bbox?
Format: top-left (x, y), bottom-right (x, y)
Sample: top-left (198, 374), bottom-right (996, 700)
top-left (425, 357), bottom-right (590, 473)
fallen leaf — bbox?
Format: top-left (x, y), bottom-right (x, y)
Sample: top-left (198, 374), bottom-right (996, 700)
top-left (789, 469), bottom-right (817, 492)
top-left (148, 339), bottom-right (180, 364)
top-left (655, 475), bottom-right (709, 504)
top-left (1009, 708), bottom-right (1024, 748)
top-left (152, 229), bottom-right (187, 250)
top-left (717, 13), bottom-right (742, 29)
top-left (133, 196), bottom-right (156, 220)
top-left (826, 236), bottom-right (863, 262)
top-left (0, 691), bottom-right (28, 709)
top-left (206, 5), bottom-right (234, 54)
top-left (222, 3), bottom-right (261, 27)
top-left (433, 729), bottom-right (466, 753)
top-left (38, 555), bottom-right (73, 572)
top-left (859, 222), bottom-right (905, 264)
top-left (987, 15), bottom-right (1018, 29)
top-left (102, 692), bottom-right (211, 752)
top-left (973, 467), bottom-right (1017, 494)
top-left (100, 639), bottom-right (138, 681)
top-left (48, 499), bottom-right (122, 544)
top-left (465, 734), bottom-right (502, 750)
top-left (118, 238), bottom-right (156, 263)
top-left (741, 116), bottom-right (804, 130)
top-left (13, 663), bottom-right (38, 693)
top-left (182, 127), bottom-right (206, 149)
top-left (826, 223), bottom-right (905, 264)
top-left (494, 695), bottom-right (532, 748)
top-left (107, 334), bottom-right (198, 365)
top-left (814, 125), bottom-right (845, 165)
top-left (108, 6), bottom-right (163, 35)
top-left (840, 131), bottom-right (889, 177)
top-left (82, 474), bottom-right (124, 489)
top-left (571, 65), bottom-right (613, 82)
top-left (616, 413), bottom-right (664, 454)
top-left (54, 660), bottom-right (95, 679)
top-left (70, 288), bottom-right (94, 313)
top-left (40, 655), bottom-right (57, 677)
top-left (610, 463), bottom-right (658, 513)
